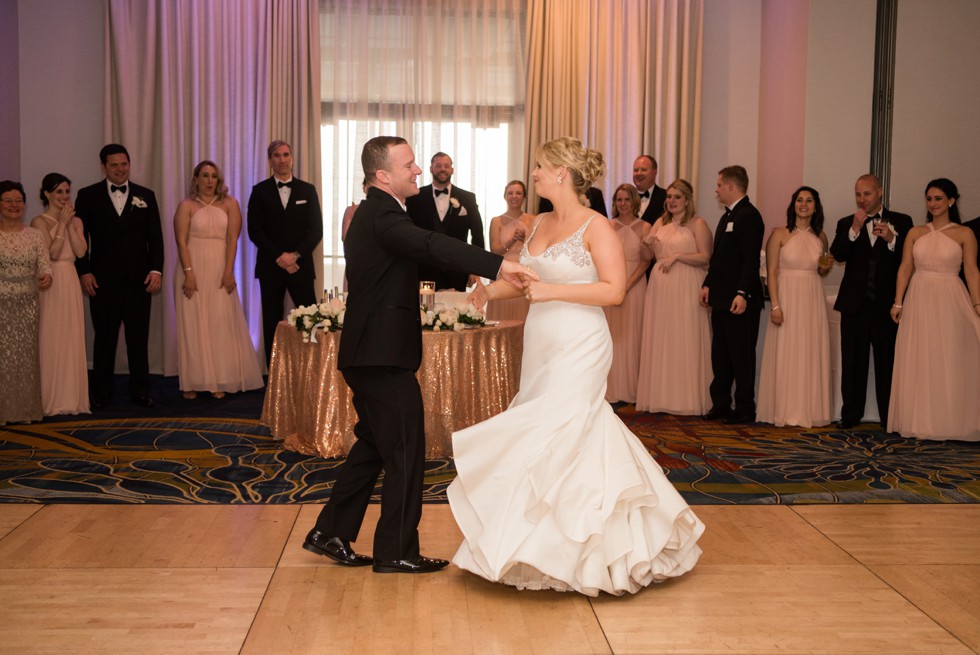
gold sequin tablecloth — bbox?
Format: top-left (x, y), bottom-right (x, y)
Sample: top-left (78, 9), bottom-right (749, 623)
top-left (261, 320), bottom-right (524, 458)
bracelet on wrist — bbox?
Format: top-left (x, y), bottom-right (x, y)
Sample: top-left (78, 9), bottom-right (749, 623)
top-left (892, 303), bottom-right (902, 309)
top-left (771, 305), bottom-right (780, 311)
top-left (183, 267), bottom-right (192, 272)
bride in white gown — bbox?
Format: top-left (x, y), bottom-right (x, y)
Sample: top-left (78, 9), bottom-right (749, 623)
top-left (449, 138), bottom-right (704, 596)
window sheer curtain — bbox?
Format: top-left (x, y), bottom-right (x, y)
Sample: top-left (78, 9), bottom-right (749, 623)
top-left (103, 0), bottom-right (320, 372)
top-left (318, 0), bottom-right (526, 290)
top-left (524, 0), bottom-right (703, 207)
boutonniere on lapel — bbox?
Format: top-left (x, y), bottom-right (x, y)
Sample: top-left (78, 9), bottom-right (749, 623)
top-left (449, 197), bottom-right (468, 216)
top-left (131, 196), bottom-right (147, 209)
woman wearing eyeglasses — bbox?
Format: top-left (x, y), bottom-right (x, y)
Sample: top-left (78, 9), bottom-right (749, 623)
top-left (0, 180), bottom-right (53, 424)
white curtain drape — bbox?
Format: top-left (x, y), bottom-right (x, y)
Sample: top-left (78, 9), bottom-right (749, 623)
top-left (318, 0), bottom-right (527, 290)
top-left (103, 0), bottom-right (321, 373)
top-left (524, 0), bottom-right (703, 208)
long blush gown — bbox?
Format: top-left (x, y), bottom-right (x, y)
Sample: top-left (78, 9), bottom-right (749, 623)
top-left (448, 216), bottom-right (704, 597)
top-left (485, 215), bottom-right (530, 322)
top-left (887, 223), bottom-right (980, 441)
top-left (37, 218), bottom-right (90, 416)
top-left (635, 221), bottom-right (711, 415)
top-left (756, 229), bottom-right (831, 428)
top-left (603, 218), bottom-right (647, 403)
top-left (174, 200), bottom-right (263, 394)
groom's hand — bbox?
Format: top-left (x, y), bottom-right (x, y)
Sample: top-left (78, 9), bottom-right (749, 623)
top-left (497, 260), bottom-right (537, 290)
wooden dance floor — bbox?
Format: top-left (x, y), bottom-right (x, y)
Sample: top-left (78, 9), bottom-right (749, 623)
top-left (1, 503), bottom-right (978, 654)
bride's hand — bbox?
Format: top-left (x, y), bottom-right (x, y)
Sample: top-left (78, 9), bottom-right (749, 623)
top-left (523, 280), bottom-right (551, 303)
top-left (468, 281), bottom-right (489, 310)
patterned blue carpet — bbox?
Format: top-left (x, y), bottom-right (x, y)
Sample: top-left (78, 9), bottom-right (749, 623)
top-left (1, 402), bottom-right (977, 504)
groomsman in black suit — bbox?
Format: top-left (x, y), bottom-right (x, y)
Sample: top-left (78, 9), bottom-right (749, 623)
top-left (963, 216), bottom-right (980, 283)
top-left (405, 152), bottom-right (485, 291)
top-left (75, 144), bottom-right (164, 408)
top-left (247, 140), bottom-right (323, 364)
top-left (634, 155), bottom-right (668, 224)
top-left (700, 165), bottom-right (765, 423)
top-left (830, 174), bottom-right (912, 429)
top-left (302, 136), bottom-right (531, 573)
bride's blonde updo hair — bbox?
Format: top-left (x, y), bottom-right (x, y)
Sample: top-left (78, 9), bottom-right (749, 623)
top-left (536, 137), bottom-right (606, 196)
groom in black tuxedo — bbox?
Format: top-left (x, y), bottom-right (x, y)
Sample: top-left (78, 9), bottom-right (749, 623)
top-left (247, 140), bottom-right (323, 364)
top-left (75, 144), bottom-right (164, 408)
top-left (830, 174), bottom-right (912, 429)
top-left (406, 152), bottom-right (485, 291)
top-left (700, 165), bottom-right (765, 424)
top-left (302, 136), bottom-right (531, 574)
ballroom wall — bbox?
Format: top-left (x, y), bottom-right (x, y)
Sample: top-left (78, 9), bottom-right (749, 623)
top-left (16, 0), bottom-right (104, 200)
top-left (0, 0), bottom-right (21, 180)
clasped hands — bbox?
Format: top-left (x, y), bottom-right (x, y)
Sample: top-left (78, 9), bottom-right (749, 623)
top-left (276, 251), bottom-right (300, 274)
top-left (468, 260), bottom-right (540, 309)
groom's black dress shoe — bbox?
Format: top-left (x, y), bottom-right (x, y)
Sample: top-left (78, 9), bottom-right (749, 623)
top-left (836, 418), bottom-right (860, 430)
top-left (704, 407), bottom-right (732, 421)
top-left (302, 530), bottom-right (373, 566)
top-left (372, 555), bottom-right (449, 574)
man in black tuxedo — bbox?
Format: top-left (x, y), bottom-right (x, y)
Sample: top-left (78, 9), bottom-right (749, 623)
top-left (962, 216), bottom-right (980, 283)
top-left (247, 140), bottom-right (323, 364)
top-left (75, 144), bottom-right (164, 408)
top-left (634, 155), bottom-right (668, 225)
top-left (537, 186), bottom-right (607, 217)
top-left (830, 174), bottom-right (912, 429)
top-left (405, 152), bottom-right (485, 291)
top-left (302, 136), bottom-right (531, 574)
top-left (700, 165), bottom-right (765, 423)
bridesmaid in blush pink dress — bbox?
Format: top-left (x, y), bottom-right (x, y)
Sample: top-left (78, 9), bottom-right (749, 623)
top-left (756, 186), bottom-right (833, 428)
top-left (635, 180), bottom-right (713, 415)
top-left (174, 161), bottom-right (263, 400)
top-left (889, 178), bottom-right (980, 441)
top-left (486, 180), bottom-right (533, 322)
top-left (604, 184), bottom-right (651, 403)
top-left (31, 174), bottom-right (90, 416)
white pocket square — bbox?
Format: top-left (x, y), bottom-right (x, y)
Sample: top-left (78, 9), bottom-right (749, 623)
top-left (725, 222), bottom-right (734, 232)
top-left (296, 199), bottom-right (308, 205)
top-left (459, 206), bottom-right (468, 216)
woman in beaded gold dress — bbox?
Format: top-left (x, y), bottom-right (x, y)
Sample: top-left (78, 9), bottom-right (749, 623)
top-left (0, 180), bottom-right (52, 424)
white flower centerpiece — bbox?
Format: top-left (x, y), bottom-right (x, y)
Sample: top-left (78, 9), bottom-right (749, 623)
top-left (421, 302), bottom-right (486, 332)
top-left (287, 297), bottom-right (346, 343)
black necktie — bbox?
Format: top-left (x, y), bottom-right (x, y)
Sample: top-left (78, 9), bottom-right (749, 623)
top-left (277, 180), bottom-right (292, 189)
top-left (434, 188), bottom-right (448, 196)
top-left (639, 190), bottom-right (650, 199)
top-left (110, 184), bottom-right (127, 194)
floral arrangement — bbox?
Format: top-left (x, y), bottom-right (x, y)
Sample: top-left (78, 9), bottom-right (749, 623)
top-left (287, 297), bottom-right (346, 343)
top-left (421, 302), bottom-right (485, 332)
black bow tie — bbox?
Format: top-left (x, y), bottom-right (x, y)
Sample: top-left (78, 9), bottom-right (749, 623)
top-left (638, 190), bottom-right (650, 199)
top-left (434, 188), bottom-right (448, 196)
top-left (868, 213), bottom-right (880, 221)
top-left (277, 180), bottom-right (292, 189)
top-left (110, 184), bottom-right (127, 194)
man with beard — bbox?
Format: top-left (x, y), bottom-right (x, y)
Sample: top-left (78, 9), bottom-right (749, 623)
top-left (406, 152), bottom-right (485, 291)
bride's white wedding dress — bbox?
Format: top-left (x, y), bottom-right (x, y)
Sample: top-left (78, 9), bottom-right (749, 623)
top-left (448, 216), bottom-right (704, 596)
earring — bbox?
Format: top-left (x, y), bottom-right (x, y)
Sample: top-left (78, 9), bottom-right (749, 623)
top-left (557, 175), bottom-right (563, 184)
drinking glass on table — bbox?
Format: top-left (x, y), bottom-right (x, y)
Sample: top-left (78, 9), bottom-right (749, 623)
top-left (419, 280), bottom-right (436, 310)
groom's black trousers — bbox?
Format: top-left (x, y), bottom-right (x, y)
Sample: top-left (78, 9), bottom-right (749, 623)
top-left (314, 365), bottom-right (425, 561)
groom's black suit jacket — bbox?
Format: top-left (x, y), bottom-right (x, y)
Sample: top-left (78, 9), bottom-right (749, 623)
top-left (246, 176), bottom-right (323, 283)
top-left (830, 207), bottom-right (913, 315)
top-left (340, 186), bottom-right (502, 372)
top-left (406, 184), bottom-right (485, 291)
